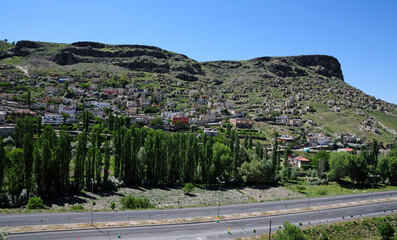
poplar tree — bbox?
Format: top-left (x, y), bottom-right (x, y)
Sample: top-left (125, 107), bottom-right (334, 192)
top-left (23, 133), bottom-right (33, 196)
top-left (74, 131), bottom-right (87, 191)
top-left (95, 146), bottom-right (102, 184)
top-left (0, 138), bottom-right (5, 192)
top-left (103, 141), bottom-right (110, 183)
top-left (33, 140), bottom-right (44, 197)
top-left (59, 130), bottom-right (72, 194)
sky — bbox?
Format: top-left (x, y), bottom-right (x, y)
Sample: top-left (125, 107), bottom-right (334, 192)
top-left (2, 0), bottom-right (397, 104)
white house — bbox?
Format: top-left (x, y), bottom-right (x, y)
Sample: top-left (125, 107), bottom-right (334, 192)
top-left (85, 101), bottom-right (111, 109)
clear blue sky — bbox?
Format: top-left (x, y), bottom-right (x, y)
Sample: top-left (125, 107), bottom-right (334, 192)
top-left (2, 0), bottom-right (397, 104)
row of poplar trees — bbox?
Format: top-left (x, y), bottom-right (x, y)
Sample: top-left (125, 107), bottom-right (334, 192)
top-left (0, 116), bottom-right (281, 201)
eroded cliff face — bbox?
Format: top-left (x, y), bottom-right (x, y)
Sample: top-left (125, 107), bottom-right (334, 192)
top-left (1, 41), bottom-right (344, 82)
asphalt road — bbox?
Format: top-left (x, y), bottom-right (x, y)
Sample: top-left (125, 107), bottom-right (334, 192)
top-left (1, 190), bottom-right (397, 228)
top-left (9, 200), bottom-right (397, 240)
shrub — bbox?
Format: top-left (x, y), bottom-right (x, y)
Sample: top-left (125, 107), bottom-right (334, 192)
top-left (27, 197), bottom-right (45, 209)
top-left (275, 221), bottom-right (307, 240)
top-left (110, 202), bottom-right (116, 210)
top-left (296, 186), bottom-right (306, 193)
top-left (120, 195), bottom-right (154, 209)
top-left (377, 221), bottom-right (395, 240)
top-left (70, 204), bottom-right (84, 211)
top-left (0, 229), bottom-right (8, 240)
top-left (317, 189), bottom-right (328, 196)
top-left (182, 183), bottom-right (194, 194)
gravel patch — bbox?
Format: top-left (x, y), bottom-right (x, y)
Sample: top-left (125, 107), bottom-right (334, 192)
top-left (239, 186), bottom-right (305, 201)
top-left (43, 186), bottom-right (304, 211)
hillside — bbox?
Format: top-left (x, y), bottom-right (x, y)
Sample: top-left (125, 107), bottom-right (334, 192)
top-left (0, 40), bottom-right (396, 144)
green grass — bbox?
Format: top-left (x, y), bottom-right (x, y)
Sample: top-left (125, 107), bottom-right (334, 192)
top-left (284, 179), bottom-right (397, 198)
top-left (368, 110), bottom-right (397, 131)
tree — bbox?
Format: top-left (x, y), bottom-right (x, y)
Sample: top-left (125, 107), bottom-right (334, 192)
top-left (58, 131), bottom-right (72, 194)
top-left (346, 154), bottom-right (368, 184)
top-left (255, 141), bottom-right (263, 159)
top-left (0, 138), bottom-right (5, 192)
top-left (243, 135), bottom-right (248, 149)
top-left (150, 117), bottom-right (164, 127)
top-left (27, 90), bottom-right (31, 105)
top-left (95, 146), bottom-right (102, 184)
top-left (74, 131), bottom-right (87, 191)
top-left (239, 158), bottom-right (265, 184)
top-left (7, 148), bottom-right (24, 195)
top-left (311, 150), bottom-right (329, 178)
top-left (23, 133), bottom-right (34, 196)
top-left (329, 152), bottom-right (349, 182)
top-left (275, 221), bottom-right (307, 240)
top-left (377, 220), bottom-right (395, 240)
top-left (272, 132), bottom-right (279, 175)
top-left (212, 142), bottom-right (232, 181)
top-left (103, 141), bottom-right (111, 183)
top-left (248, 134), bottom-right (253, 149)
top-left (33, 140), bottom-right (44, 197)
top-left (136, 147), bottom-right (147, 183)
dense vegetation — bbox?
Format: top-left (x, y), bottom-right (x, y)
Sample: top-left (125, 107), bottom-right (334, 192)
top-left (267, 215), bottom-right (397, 240)
top-left (0, 115), bottom-right (396, 207)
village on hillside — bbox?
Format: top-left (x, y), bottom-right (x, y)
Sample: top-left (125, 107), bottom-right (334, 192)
top-left (1, 72), bottom-right (394, 159)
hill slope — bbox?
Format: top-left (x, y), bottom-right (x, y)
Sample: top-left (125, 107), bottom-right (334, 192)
top-left (0, 40), bottom-right (396, 144)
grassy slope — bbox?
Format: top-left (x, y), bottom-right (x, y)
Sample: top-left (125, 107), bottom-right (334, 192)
top-left (303, 102), bottom-right (396, 143)
top-left (284, 179), bottom-right (397, 198)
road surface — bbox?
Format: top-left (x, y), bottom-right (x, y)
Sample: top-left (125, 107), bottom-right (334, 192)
top-left (9, 200), bottom-right (397, 239)
top-left (1, 190), bottom-right (396, 228)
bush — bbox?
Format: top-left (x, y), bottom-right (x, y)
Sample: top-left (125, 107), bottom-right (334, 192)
top-left (317, 189), bottom-right (328, 196)
top-left (70, 204), bottom-right (84, 211)
top-left (377, 221), bottom-right (395, 240)
top-left (296, 186), bottom-right (306, 193)
top-left (0, 229), bottom-right (8, 240)
top-left (182, 183), bottom-right (194, 194)
top-left (27, 197), bottom-right (45, 209)
top-left (120, 195), bottom-right (154, 209)
top-left (110, 202), bottom-right (116, 210)
top-left (275, 221), bottom-right (307, 240)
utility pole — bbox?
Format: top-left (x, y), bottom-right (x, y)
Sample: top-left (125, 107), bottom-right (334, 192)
top-left (368, 174), bottom-right (380, 202)
top-left (91, 178), bottom-right (94, 226)
top-left (216, 177), bottom-right (225, 219)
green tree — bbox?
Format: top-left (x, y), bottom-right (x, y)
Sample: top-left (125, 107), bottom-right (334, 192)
top-left (272, 131), bottom-right (279, 175)
top-left (33, 140), bottom-right (44, 197)
top-left (149, 117), bottom-right (164, 127)
top-left (248, 134), bottom-right (253, 149)
top-left (212, 142), bottom-right (232, 181)
top-left (27, 90), bottom-right (31, 105)
top-left (310, 150), bottom-right (330, 178)
top-left (255, 141), bottom-right (263, 159)
top-left (103, 141), bottom-right (111, 183)
top-left (59, 130), bottom-right (71, 194)
top-left (7, 148), bottom-right (24, 195)
top-left (74, 131), bottom-right (87, 191)
top-left (23, 133), bottom-right (34, 196)
top-left (377, 220), bottom-right (395, 240)
top-left (136, 146), bottom-right (147, 183)
top-left (329, 152), bottom-right (349, 182)
top-left (346, 154), bottom-right (368, 184)
top-left (94, 146), bottom-right (102, 184)
top-left (0, 138), bottom-right (4, 192)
